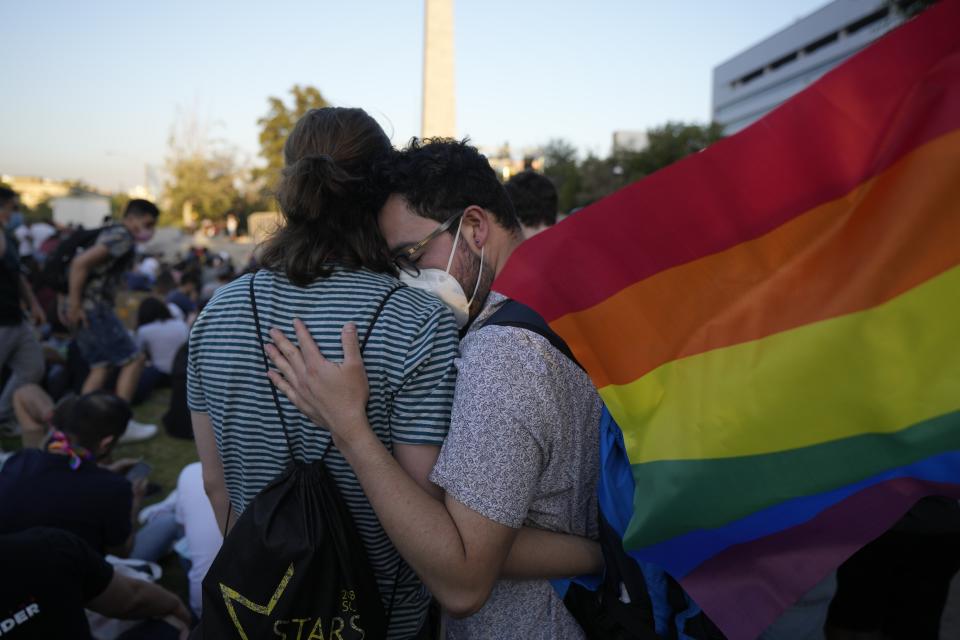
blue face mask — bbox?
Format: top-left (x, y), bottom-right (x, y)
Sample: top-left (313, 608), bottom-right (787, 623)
top-left (8, 211), bottom-right (24, 230)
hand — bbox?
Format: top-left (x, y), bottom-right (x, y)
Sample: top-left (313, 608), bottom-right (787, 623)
top-left (101, 457), bottom-right (140, 474)
top-left (264, 319), bottom-right (371, 443)
top-left (66, 302), bottom-right (87, 329)
top-left (164, 598), bottom-right (193, 639)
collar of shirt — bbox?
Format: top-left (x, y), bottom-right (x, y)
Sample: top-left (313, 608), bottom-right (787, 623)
top-left (467, 290), bottom-right (509, 334)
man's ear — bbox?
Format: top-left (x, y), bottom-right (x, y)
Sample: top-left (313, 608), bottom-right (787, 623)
top-left (462, 206), bottom-right (490, 254)
top-left (97, 435), bottom-right (116, 458)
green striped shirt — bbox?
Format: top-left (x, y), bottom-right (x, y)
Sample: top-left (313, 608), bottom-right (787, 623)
top-left (187, 268), bottom-right (458, 638)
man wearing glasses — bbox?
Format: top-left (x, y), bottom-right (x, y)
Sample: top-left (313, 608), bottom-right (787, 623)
top-left (266, 139), bottom-right (602, 639)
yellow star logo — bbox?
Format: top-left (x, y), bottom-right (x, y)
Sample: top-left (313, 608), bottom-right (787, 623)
top-left (219, 563), bottom-right (295, 640)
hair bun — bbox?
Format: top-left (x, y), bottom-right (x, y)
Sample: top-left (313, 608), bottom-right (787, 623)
top-left (278, 153), bottom-right (356, 222)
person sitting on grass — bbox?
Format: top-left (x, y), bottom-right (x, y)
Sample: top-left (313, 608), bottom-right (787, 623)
top-left (0, 387), bottom-right (146, 557)
top-left (133, 297), bottom-right (188, 405)
top-left (0, 527), bottom-right (192, 640)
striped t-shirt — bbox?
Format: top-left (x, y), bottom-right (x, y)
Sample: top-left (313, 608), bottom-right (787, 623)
top-left (187, 268), bottom-right (459, 639)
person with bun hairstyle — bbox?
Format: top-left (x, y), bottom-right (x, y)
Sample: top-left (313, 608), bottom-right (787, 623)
top-left (187, 107), bottom-right (462, 638)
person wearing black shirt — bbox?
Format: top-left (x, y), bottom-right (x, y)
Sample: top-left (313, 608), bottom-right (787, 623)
top-left (0, 527), bottom-right (190, 639)
top-left (0, 186), bottom-right (44, 432)
top-left (0, 391), bottom-right (142, 556)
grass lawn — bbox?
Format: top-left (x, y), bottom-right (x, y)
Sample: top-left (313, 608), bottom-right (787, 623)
top-left (1, 388), bottom-right (200, 599)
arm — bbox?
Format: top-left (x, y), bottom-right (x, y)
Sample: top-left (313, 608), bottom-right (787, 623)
top-left (333, 424), bottom-right (516, 617)
top-left (87, 570), bottom-right (191, 638)
top-left (394, 443), bottom-right (443, 500)
top-left (192, 410), bottom-right (230, 534)
top-left (66, 243), bottom-right (110, 326)
top-left (265, 321), bottom-right (527, 616)
top-left (503, 528), bottom-right (603, 580)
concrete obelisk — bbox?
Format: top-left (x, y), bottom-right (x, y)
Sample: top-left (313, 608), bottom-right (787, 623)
top-left (421, 0), bottom-right (455, 139)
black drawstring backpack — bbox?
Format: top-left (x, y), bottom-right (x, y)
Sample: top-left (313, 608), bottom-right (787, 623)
top-left (194, 273), bottom-right (401, 640)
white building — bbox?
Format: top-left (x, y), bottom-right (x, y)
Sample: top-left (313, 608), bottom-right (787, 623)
top-left (612, 130), bottom-right (649, 154)
top-left (51, 194), bottom-right (110, 229)
top-left (712, 0), bottom-right (904, 134)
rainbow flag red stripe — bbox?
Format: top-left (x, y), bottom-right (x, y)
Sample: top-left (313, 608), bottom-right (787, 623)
top-left (494, 2), bottom-right (960, 637)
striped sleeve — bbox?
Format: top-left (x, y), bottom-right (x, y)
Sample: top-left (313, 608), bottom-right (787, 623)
top-left (390, 303), bottom-right (459, 446)
top-left (186, 316), bottom-right (207, 413)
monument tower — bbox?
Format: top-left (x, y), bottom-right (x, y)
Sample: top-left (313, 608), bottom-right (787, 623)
top-left (421, 0), bottom-right (455, 139)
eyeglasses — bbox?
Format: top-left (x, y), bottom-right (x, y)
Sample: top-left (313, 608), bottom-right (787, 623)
top-left (393, 210), bottom-right (464, 277)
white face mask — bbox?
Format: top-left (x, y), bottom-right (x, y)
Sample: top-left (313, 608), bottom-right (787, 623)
top-left (398, 216), bottom-right (484, 329)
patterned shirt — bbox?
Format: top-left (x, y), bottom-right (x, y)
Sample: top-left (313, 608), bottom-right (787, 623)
top-left (430, 291), bottom-right (602, 640)
top-left (187, 268), bottom-right (459, 639)
top-left (82, 225), bottom-right (134, 308)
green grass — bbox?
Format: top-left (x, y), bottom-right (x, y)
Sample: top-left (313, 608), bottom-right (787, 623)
top-left (113, 389), bottom-right (200, 496)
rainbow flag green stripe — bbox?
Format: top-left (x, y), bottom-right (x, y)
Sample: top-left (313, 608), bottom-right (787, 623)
top-left (628, 411), bottom-right (960, 549)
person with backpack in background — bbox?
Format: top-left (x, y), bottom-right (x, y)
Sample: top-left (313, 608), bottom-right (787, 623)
top-left (59, 198), bottom-right (160, 443)
top-left (188, 108), bottom-right (460, 639)
top-left (265, 139), bottom-right (606, 639)
top-left (0, 186), bottom-right (45, 436)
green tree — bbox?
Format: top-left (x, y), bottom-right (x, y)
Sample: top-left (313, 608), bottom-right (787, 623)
top-left (256, 85), bottom-right (329, 192)
top-left (574, 154), bottom-right (627, 209)
top-left (109, 193), bottom-right (130, 220)
top-left (619, 121), bottom-right (724, 182)
top-left (165, 153), bottom-right (242, 227)
top-left (24, 200), bottom-right (53, 224)
top-left (164, 110), bottom-right (245, 227)
top-left (65, 180), bottom-right (98, 196)
top-left (542, 139), bottom-right (581, 213)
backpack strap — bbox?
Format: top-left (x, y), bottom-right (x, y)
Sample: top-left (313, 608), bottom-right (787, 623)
top-left (249, 271), bottom-right (402, 462)
top-left (483, 300), bottom-right (583, 371)
top-left (250, 272), bottom-right (297, 461)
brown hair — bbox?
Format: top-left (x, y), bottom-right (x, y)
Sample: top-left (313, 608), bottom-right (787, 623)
top-left (260, 107), bottom-right (394, 285)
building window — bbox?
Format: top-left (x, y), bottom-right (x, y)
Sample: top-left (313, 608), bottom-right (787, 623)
top-left (770, 51), bottom-right (798, 70)
top-left (804, 31), bottom-right (840, 55)
top-left (845, 7), bottom-right (890, 35)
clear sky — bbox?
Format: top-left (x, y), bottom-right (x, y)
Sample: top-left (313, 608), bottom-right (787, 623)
top-left (1, 0), bottom-right (828, 192)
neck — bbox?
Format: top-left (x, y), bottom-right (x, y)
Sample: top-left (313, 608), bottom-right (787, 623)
top-left (489, 229), bottom-right (523, 278)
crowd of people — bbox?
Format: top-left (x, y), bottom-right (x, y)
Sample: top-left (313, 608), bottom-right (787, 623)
top-left (2, 106), bottom-right (958, 640)
top-left (0, 190), bottom-right (244, 638)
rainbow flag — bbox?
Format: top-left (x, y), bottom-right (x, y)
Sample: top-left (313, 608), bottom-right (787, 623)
top-left (494, 2), bottom-right (960, 638)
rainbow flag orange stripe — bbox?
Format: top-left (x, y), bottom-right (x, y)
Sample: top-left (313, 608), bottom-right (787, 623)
top-left (494, 2), bottom-right (960, 638)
